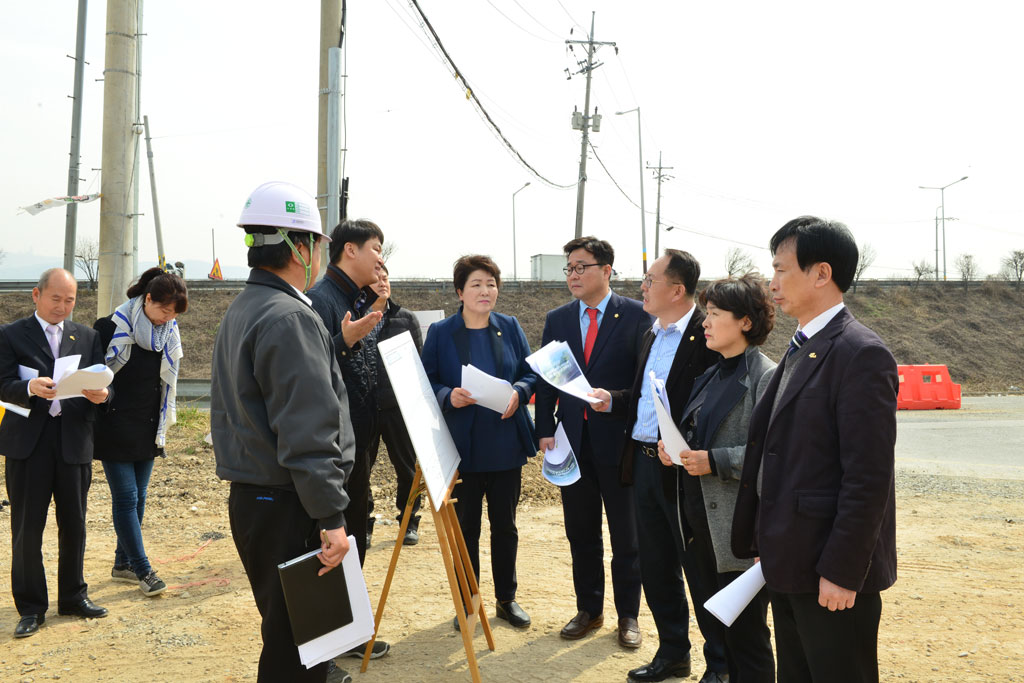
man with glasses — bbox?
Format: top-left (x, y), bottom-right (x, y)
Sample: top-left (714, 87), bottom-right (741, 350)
top-left (592, 250), bottom-right (725, 682)
top-left (535, 237), bottom-right (652, 649)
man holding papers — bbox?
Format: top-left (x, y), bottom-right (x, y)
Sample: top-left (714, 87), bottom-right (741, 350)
top-left (0, 268), bottom-right (111, 638)
top-left (535, 236), bottom-right (652, 649)
top-left (593, 250), bottom-right (723, 682)
top-left (422, 255), bottom-right (537, 629)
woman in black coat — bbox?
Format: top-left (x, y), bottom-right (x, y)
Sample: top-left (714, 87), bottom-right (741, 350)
top-left (94, 267), bottom-right (188, 597)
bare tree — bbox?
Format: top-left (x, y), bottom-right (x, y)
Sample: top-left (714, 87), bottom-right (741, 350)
top-left (1001, 249), bottom-right (1024, 286)
top-left (381, 240), bottom-right (398, 264)
top-left (954, 253), bottom-right (978, 292)
top-left (724, 247), bottom-right (754, 277)
top-left (852, 242), bottom-right (877, 292)
top-left (912, 259), bottom-right (935, 285)
top-left (75, 238), bottom-right (100, 290)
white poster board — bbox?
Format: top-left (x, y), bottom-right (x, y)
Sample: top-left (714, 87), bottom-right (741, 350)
top-left (378, 331), bottom-right (461, 511)
top-left (411, 310), bottom-right (445, 345)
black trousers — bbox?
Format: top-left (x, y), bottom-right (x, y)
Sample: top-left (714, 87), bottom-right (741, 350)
top-left (452, 468), bottom-right (521, 602)
top-left (229, 483), bottom-right (328, 683)
top-left (560, 429), bottom-right (641, 619)
top-left (770, 590), bottom-right (882, 683)
top-left (367, 406), bottom-right (421, 531)
top-left (6, 416), bottom-right (91, 616)
top-left (346, 412), bottom-right (378, 566)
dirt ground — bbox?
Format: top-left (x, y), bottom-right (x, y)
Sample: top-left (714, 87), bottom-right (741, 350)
top-left (0, 408), bottom-right (1021, 682)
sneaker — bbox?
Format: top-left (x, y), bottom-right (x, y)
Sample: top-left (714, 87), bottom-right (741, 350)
top-left (341, 639), bottom-right (390, 659)
top-left (326, 660), bottom-right (352, 683)
top-left (138, 571), bottom-right (167, 596)
top-left (111, 566), bottom-right (136, 584)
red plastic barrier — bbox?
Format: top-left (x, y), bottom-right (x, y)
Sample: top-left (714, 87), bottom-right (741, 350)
top-left (896, 364), bottom-right (961, 410)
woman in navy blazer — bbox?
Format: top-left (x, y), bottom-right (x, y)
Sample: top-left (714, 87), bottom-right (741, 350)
top-left (422, 255), bottom-right (538, 629)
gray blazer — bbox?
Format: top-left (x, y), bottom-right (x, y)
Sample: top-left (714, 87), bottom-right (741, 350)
top-left (679, 344), bottom-right (776, 573)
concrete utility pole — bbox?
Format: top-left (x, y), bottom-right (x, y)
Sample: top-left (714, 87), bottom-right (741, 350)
top-left (567, 13), bottom-right (615, 239)
top-left (63, 0), bottom-right (89, 277)
top-left (131, 0), bottom-right (144, 278)
top-left (646, 153), bottom-right (673, 260)
top-left (317, 0), bottom-right (344, 276)
top-left (98, 0), bottom-right (138, 317)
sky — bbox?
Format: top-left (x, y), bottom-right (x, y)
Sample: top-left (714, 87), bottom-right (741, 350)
top-left (2, 1), bottom-right (1023, 282)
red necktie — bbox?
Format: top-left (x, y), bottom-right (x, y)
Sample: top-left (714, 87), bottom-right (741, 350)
top-left (583, 307), bottom-right (599, 365)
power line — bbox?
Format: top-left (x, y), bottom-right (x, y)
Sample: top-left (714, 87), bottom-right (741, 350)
top-left (483, 0), bottom-right (558, 42)
top-left (510, 0), bottom-right (564, 39)
top-left (406, 0), bottom-right (575, 189)
top-left (555, 0), bottom-right (586, 32)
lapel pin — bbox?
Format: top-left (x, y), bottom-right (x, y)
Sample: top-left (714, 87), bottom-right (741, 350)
top-left (689, 335), bottom-right (695, 341)
top-left (69, 335), bottom-right (76, 341)
top-left (496, 331), bottom-right (502, 336)
top-left (809, 352), bottom-right (817, 358)
top-left (614, 313), bottom-right (619, 319)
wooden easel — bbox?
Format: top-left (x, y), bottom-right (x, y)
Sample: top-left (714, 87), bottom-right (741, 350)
top-left (360, 465), bottom-right (495, 682)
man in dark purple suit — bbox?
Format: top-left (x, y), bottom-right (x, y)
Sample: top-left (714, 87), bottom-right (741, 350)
top-left (733, 216), bottom-right (899, 683)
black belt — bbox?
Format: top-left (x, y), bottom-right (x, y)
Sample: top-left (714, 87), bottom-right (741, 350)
top-left (635, 440), bottom-right (659, 458)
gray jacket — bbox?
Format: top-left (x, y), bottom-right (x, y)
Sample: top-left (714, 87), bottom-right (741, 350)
top-left (680, 344), bottom-right (776, 573)
top-left (211, 268), bottom-right (355, 530)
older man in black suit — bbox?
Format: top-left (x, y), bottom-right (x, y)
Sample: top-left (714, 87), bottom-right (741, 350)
top-left (0, 268), bottom-right (112, 638)
top-left (733, 217), bottom-right (899, 683)
top-left (535, 236), bottom-right (652, 648)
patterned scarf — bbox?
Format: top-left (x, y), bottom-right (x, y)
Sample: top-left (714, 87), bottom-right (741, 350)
top-left (105, 295), bottom-right (183, 447)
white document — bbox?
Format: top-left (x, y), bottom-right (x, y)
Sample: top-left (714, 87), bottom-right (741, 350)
top-left (379, 331), bottom-right (461, 511)
top-left (0, 400), bottom-right (31, 418)
top-left (54, 363), bottom-right (114, 400)
top-left (526, 340), bottom-right (601, 405)
top-left (542, 422), bottom-right (581, 486)
top-left (651, 372), bottom-right (687, 466)
top-left (704, 562), bottom-right (766, 627)
top-left (17, 364), bottom-right (39, 382)
top-left (461, 364), bottom-right (515, 414)
top-left (2, 365), bottom-right (40, 417)
top-left (298, 535), bottom-right (376, 668)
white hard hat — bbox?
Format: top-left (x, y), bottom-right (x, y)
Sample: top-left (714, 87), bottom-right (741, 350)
top-left (237, 181), bottom-right (330, 242)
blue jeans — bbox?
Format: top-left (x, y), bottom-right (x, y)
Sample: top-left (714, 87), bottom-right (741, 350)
top-left (102, 459), bottom-right (155, 578)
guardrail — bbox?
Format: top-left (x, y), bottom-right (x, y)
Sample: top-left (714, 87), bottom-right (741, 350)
top-left (0, 278), bottom-right (1010, 293)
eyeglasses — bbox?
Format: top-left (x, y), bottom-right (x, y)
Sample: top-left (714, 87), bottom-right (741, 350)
top-left (563, 262), bottom-right (605, 276)
top-left (642, 274), bottom-right (680, 288)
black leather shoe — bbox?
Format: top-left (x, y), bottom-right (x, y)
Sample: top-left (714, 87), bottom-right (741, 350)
top-left (627, 656), bottom-right (692, 682)
top-left (698, 671), bottom-right (729, 683)
top-left (58, 598), bottom-right (109, 619)
top-left (495, 600), bottom-right (531, 628)
top-left (14, 614), bottom-right (44, 638)
top-left (560, 610), bottom-right (603, 639)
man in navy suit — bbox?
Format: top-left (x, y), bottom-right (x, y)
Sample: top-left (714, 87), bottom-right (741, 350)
top-left (0, 268), bottom-right (112, 638)
top-left (733, 217), bottom-right (898, 682)
top-left (535, 236), bottom-right (652, 648)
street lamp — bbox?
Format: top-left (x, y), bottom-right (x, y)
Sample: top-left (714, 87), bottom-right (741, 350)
top-left (615, 107), bottom-right (648, 273)
top-left (919, 175), bottom-right (967, 281)
top-left (512, 182), bottom-right (530, 280)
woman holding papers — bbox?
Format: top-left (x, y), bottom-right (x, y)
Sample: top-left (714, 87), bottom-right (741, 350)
top-left (93, 267), bottom-right (188, 597)
top-left (659, 273), bottom-right (777, 682)
top-left (422, 255), bottom-right (538, 629)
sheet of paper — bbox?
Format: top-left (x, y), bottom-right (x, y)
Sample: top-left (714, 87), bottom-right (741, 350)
top-left (0, 400), bottom-right (31, 418)
top-left (542, 422), bottom-right (581, 486)
top-left (17, 365), bottom-right (39, 382)
top-left (297, 535), bottom-right (376, 668)
top-left (54, 363), bottom-right (113, 400)
top-left (52, 354), bottom-right (81, 384)
top-left (651, 373), bottom-right (687, 466)
top-left (461, 364), bottom-right (515, 414)
top-left (525, 340), bottom-right (600, 405)
top-left (379, 331), bottom-right (461, 511)
top-left (704, 562), bottom-right (766, 627)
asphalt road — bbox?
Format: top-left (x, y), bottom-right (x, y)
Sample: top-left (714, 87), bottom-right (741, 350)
top-left (896, 396), bottom-right (1024, 480)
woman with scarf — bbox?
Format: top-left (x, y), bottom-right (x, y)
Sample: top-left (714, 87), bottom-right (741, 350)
top-left (93, 267), bottom-right (187, 597)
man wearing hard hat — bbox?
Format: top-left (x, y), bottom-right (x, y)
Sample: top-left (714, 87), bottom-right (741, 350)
top-left (211, 181), bottom-right (355, 682)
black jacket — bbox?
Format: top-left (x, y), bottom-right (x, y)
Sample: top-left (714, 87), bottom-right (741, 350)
top-left (376, 298), bottom-right (423, 411)
top-left (92, 315), bottom-right (163, 461)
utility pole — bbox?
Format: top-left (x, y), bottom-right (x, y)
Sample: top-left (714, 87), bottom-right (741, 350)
top-left (98, 0), bottom-right (138, 318)
top-left (566, 12), bottom-right (615, 239)
top-left (317, 0), bottom-right (345, 277)
top-left (142, 116), bottom-right (166, 269)
top-left (131, 0), bottom-right (144, 278)
top-left (63, 0), bottom-right (89, 279)
top-left (646, 152), bottom-right (673, 260)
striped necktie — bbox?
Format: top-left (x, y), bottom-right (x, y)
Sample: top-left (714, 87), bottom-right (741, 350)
top-left (788, 329), bottom-right (809, 356)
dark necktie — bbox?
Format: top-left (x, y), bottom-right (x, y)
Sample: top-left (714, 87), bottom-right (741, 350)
top-left (788, 329), bottom-right (809, 356)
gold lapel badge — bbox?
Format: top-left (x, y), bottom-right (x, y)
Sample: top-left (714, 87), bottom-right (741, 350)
top-left (69, 335), bottom-right (76, 341)
top-left (689, 335), bottom-right (695, 341)
top-left (614, 313), bottom-right (619, 318)
top-left (496, 331), bottom-right (502, 336)
top-left (809, 352), bottom-right (817, 358)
